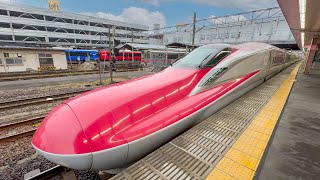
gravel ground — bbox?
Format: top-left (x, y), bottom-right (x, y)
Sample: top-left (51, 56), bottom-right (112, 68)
top-left (0, 136), bottom-right (103, 180)
top-left (74, 170), bottom-right (102, 180)
top-left (0, 136), bottom-right (54, 179)
top-left (0, 155), bottom-right (57, 180)
top-left (0, 136), bottom-right (34, 167)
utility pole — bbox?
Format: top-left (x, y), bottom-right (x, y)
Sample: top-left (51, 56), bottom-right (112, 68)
top-left (108, 27), bottom-right (114, 83)
top-left (112, 26), bottom-right (116, 83)
top-left (192, 12), bottom-right (197, 46)
top-left (98, 35), bottom-right (102, 85)
top-left (132, 30), bottom-right (134, 62)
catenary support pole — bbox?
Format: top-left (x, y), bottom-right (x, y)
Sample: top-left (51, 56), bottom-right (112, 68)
top-left (98, 35), bottom-right (102, 85)
top-left (108, 27), bottom-right (113, 83)
top-left (192, 12), bottom-right (196, 46)
top-left (132, 30), bottom-right (134, 62)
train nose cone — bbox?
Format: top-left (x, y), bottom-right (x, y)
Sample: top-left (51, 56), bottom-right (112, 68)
top-left (32, 104), bottom-right (92, 170)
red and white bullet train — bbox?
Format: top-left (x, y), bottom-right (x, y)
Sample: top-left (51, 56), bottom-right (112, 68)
top-left (32, 42), bottom-right (300, 171)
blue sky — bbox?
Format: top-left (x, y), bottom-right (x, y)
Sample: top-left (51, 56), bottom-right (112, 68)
top-left (3, 0), bottom-right (278, 28)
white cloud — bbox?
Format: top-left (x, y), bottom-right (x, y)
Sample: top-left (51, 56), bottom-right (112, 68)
top-left (83, 7), bottom-right (166, 29)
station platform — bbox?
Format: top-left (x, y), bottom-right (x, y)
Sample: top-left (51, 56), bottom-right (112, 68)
top-left (258, 67), bottom-right (320, 179)
top-left (110, 63), bottom-right (316, 180)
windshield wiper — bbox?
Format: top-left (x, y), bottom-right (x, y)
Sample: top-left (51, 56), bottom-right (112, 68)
top-left (198, 53), bottom-right (212, 68)
top-left (170, 58), bottom-right (181, 66)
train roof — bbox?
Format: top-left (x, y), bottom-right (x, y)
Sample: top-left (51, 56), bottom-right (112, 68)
top-left (198, 44), bottom-right (232, 50)
top-left (117, 43), bottom-right (167, 50)
top-left (233, 42), bottom-right (274, 50)
top-left (199, 42), bottom-right (276, 51)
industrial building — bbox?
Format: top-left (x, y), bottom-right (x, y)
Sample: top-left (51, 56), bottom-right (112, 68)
top-left (0, 47), bottom-right (67, 72)
top-left (0, 2), bottom-right (149, 48)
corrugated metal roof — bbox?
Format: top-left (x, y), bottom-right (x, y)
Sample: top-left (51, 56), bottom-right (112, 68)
top-left (0, 46), bottom-right (66, 51)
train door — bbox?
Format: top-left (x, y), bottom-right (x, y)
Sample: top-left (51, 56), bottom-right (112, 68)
top-left (125, 52), bottom-right (130, 61)
top-left (262, 51), bottom-right (271, 81)
top-left (265, 50), bottom-right (275, 81)
top-left (142, 50), bottom-right (150, 64)
top-left (267, 50), bottom-right (282, 80)
top-left (282, 52), bottom-right (287, 70)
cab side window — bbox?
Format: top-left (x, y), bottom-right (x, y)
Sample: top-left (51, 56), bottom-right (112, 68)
top-left (204, 48), bottom-right (231, 67)
top-left (201, 67), bottom-right (228, 87)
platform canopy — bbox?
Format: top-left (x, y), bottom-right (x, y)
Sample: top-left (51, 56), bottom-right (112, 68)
top-left (278, 0), bottom-right (320, 49)
top-left (278, 0), bottom-right (320, 74)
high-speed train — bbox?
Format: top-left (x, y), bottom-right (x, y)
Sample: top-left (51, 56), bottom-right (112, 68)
top-left (32, 42), bottom-right (300, 172)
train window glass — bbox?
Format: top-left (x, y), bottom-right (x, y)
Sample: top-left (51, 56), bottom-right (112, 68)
top-left (68, 52), bottom-right (87, 56)
top-left (204, 49), bottom-right (231, 67)
top-left (200, 67), bottom-right (228, 87)
top-left (172, 48), bottom-right (222, 68)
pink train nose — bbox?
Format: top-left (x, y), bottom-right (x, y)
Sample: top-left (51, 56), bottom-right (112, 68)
top-left (32, 104), bottom-right (92, 170)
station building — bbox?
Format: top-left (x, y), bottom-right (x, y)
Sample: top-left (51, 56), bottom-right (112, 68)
top-left (0, 47), bottom-right (67, 72)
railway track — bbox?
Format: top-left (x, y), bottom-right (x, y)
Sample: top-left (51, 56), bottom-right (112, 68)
top-left (0, 71), bottom-right (98, 82)
top-left (0, 70), bottom-right (98, 77)
top-left (0, 89), bottom-right (93, 142)
top-left (0, 68), bottom-right (141, 82)
top-left (0, 116), bottom-right (45, 143)
top-left (0, 89), bottom-right (91, 111)
top-left (25, 165), bottom-right (67, 180)
top-left (26, 165), bottom-right (69, 180)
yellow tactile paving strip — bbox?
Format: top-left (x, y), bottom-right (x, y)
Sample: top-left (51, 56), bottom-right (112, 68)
top-left (206, 64), bottom-right (301, 180)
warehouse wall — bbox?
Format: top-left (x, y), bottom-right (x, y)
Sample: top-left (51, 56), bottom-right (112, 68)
top-left (0, 49), bottom-right (67, 72)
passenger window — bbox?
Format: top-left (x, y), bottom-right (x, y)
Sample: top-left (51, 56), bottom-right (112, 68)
top-left (204, 48), bottom-right (231, 67)
top-left (201, 67), bottom-right (228, 86)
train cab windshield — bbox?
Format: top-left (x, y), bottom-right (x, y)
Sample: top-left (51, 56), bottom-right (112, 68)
top-left (172, 45), bottom-right (231, 69)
